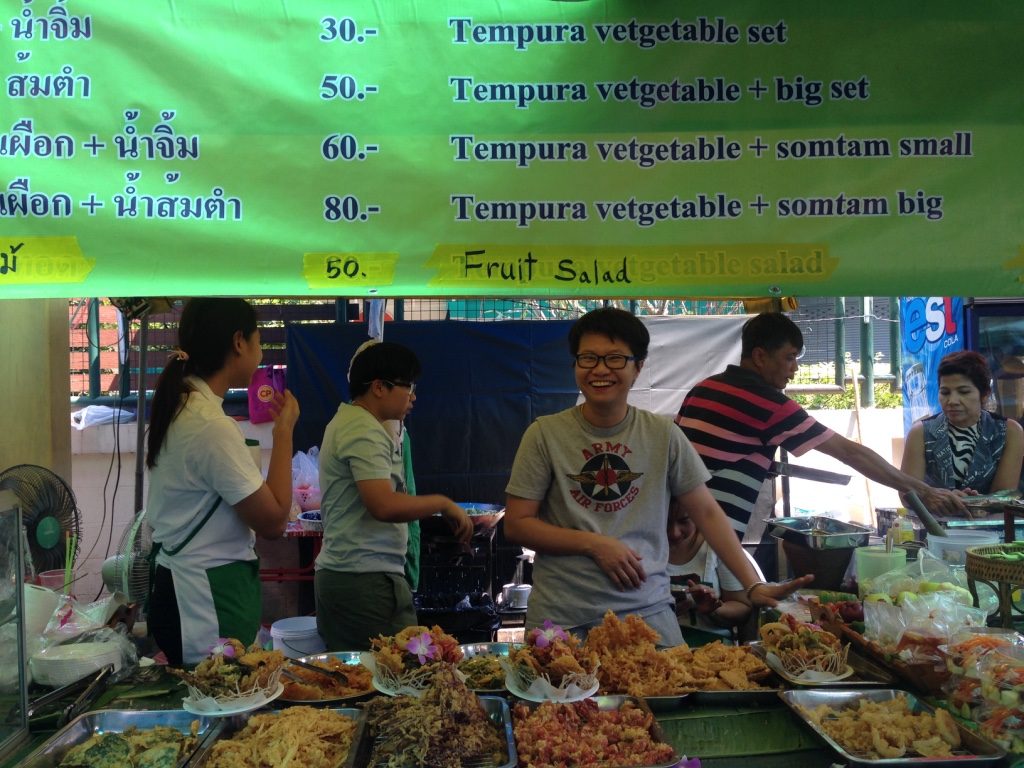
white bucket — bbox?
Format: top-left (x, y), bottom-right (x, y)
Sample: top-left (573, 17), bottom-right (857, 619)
top-left (270, 616), bottom-right (326, 659)
top-left (926, 530), bottom-right (999, 566)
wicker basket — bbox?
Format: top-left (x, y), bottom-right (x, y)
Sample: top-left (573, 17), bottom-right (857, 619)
top-left (965, 542), bottom-right (1024, 585)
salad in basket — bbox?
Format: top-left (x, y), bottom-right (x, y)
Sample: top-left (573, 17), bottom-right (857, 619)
top-left (167, 638), bottom-right (285, 712)
top-left (364, 625), bottom-right (462, 695)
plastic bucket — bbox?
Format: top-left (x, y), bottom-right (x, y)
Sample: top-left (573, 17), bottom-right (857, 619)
top-left (270, 616), bottom-right (326, 659)
top-left (926, 530), bottom-right (1000, 566)
top-left (854, 546), bottom-right (907, 596)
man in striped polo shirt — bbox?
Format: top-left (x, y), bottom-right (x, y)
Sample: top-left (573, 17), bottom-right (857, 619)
top-left (677, 313), bottom-right (965, 542)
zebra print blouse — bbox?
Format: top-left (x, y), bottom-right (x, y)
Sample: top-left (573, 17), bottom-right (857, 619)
top-left (921, 410), bottom-right (1007, 493)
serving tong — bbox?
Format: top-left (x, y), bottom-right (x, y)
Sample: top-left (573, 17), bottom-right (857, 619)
top-left (18, 663), bottom-right (116, 728)
top-left (284, 657), bottom-right (349, 685)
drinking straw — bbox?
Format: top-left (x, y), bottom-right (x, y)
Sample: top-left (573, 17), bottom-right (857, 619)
top-left (63, 531), bottom-right (74, 594)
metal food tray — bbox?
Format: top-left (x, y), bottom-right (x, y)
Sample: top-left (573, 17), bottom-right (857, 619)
top-left (356, 695), bottom-right (515, 768)
top-left (19, 709), bottom-right (221, 768)
top-left (768, 516), bottom-right (873, 549)
top-left (189, 705), bottom-right (365, 768)
top-left (278, 650), bottom-right (375, 704)
top-left (512, 695), bottom-right (679, 768)
top-left (459, 642), bottom-right (513, 693)
top-left (779, 688), bottom-right (1006, 766)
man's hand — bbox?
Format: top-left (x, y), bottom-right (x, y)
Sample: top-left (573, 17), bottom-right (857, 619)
top-left (921, 486), bottom-right (968, 517)
top-left (440, 501), bottom-right (474, 545)
top-left (589, 535), bottom-right (646, 590)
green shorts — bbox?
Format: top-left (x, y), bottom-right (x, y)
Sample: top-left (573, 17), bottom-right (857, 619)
top-left (314, 570), bottom-right (417, 651)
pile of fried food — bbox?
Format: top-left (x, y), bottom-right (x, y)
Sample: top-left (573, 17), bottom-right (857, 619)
top-left (167, 638), bottom-right (285, 701)
top-left (205, 706), bottom-right (358, 768)
top-left (800, 694), bottom-right (964, 759)
top-left (760, 612), bottom-right (849, 677)
top-left (57, 723), bottom-right (201, 768)
top-left (513, 698), bottom-right (676, 768)
top-left (281, 656), bottom-right (373, 701)
top-left (364, 665), bottom-right (505, 768)
top-left (585, 611), bottom-right (771, 696)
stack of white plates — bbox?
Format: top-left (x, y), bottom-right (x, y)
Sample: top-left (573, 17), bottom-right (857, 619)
top-left (30, 641), bottom-right (123, 687)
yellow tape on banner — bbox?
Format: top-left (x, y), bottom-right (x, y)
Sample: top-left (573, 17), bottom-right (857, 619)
top-left (302, 252), bottom-right (398, 289)
top-left (1003, 246), bottom-right (1024, 283)
top-left (0, 237), bottom-right (94, 285)
top-left (427, 244), bottom-right (837, 290)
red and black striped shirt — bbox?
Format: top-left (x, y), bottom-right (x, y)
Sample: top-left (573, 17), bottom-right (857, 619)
top-left (676, 365), bottom-right (834, 535)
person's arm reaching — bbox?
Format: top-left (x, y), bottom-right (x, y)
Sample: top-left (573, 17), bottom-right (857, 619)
top-left (817, 433), bottom-right (967, 516)
top-left (358, 479), bottom-right (473, 544)
top-left (503, 494), bottom-right (647, 590)
top-left (680, 484), bottom-right (813, 607)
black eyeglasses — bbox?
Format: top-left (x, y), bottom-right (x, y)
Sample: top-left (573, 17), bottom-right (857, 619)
top-left (574, 353), bottom-right (635, 370)
top-left (382, 379), bottom-right (416, 394)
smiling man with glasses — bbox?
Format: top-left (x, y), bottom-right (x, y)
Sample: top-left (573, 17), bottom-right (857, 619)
top-left (504, 307), bottom-right (811, 647)
top-left (315, 341), bottom-right (472, 651)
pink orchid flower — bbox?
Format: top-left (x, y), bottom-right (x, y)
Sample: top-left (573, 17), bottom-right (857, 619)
top-left (209, 638), bottom-right (236, 658)
top-left (531, 619), bottom-right (568, 649)
top-left (405, 631), bottom-right (437, 664)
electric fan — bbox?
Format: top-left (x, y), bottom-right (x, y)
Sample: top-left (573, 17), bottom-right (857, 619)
top-left (101, 509), bottom-right (152, 604)
top-left (0, 464), bottom-right (81, 574)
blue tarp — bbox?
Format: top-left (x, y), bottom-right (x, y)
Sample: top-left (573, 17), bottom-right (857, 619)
top-left (286, 320), bottom-right (579, 504)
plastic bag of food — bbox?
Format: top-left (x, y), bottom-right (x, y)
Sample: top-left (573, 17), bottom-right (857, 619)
top-left (862, 549), bottom-right (997, 614)
top-left (292, 447), bottom-right (321, 511)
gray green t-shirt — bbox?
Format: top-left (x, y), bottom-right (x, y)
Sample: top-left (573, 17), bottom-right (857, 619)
top-left (316, 403), bottom-right (408, 574)
top-left (506, 405), bottom-right (710, 630)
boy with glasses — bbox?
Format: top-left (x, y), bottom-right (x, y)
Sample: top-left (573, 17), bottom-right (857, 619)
top-left (504, 308), bottom-right (810, 645)
top-left (315, 341), bottom-right (472, 650)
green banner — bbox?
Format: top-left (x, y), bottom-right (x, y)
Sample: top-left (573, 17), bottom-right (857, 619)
top-left (1, 1), bottom-right (1022, 298)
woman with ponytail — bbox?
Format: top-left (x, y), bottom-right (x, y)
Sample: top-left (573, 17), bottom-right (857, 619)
top-left (146, 298), bottom-right (299, 665)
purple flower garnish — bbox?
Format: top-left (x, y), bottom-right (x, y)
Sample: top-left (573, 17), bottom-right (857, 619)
top-left (209, 638), bottom-right (236, 658)
top-left (531, 619), bottom-right (568, 649)
top-left (405, 631), bottom-right (437, 664)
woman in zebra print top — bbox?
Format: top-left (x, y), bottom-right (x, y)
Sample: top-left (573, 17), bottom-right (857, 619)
top-left (901, 351), bottom-right (1023, 500)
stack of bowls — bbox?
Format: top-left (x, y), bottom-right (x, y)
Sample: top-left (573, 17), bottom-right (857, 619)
top-left (29, 641), bottom-right (122, 687)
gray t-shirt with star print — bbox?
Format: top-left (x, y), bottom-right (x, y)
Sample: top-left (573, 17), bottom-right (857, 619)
top-left (506, 405), bottom-right (710, 631)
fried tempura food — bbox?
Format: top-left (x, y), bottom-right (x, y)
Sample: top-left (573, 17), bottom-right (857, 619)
top-left (800, 695), bottom-right (962, 759)
top-left (584, 611), bottom-right (771, 696)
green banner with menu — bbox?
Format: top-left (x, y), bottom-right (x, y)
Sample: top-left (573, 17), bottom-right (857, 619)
top-left (1, 1), bottom-right (1022, 299)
